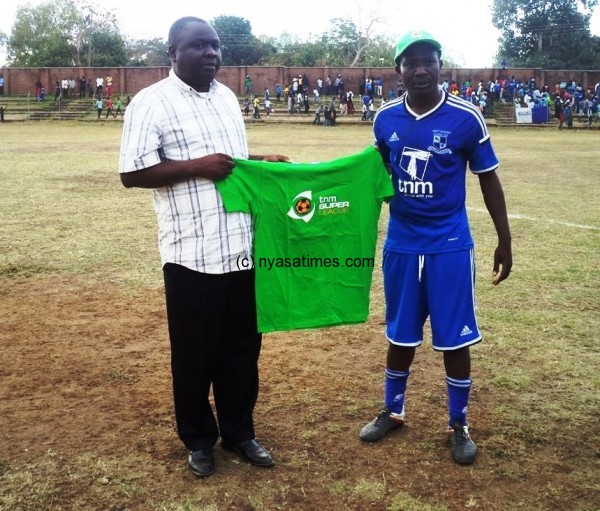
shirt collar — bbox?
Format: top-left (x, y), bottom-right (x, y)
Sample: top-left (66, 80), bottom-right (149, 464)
top-left (169, 69), bottom-right (216, 96)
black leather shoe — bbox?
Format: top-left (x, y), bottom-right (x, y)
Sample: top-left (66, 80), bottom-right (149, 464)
top-left (221, 439), bottom-right (274, 467)
top-left (188, 448), bottom-right (215, 477)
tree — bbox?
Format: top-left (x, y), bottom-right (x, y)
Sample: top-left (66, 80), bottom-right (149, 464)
top-left (210, 15), bottom-right (275, 65)
top-left (86, 29), bottom-right (128, 67)
top-left (126, 38), bottom-right (170, 67)
top-left (6, 0), bottom-right (128, 67)
top-left (7, 2), bottom-right (81, 66)
top-left (492, 0), bottom-right (600, 69)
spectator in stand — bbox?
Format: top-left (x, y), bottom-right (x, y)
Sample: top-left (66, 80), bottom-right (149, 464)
top-left (264, 97), bottom-right (272, 117)
top-left (365, 78), bottom-right (374, 98)
top-left (35, 79), bottom-right (43, 101)
top-left (330, 106), bottom-right (337, 126)
top-left (80, 77), bottom-right (86, 98)
top-left (54, 81), bottom-right (61, 102)
top-left (312, 105), bottom-right (323, 125)
top-left (325, 75), bottom-right (332, 96)
top-left (360, 94), bottom-right (369, 120)
top-left (275, 83), bottom-right (282, 102)
top-left (244, 75), bottom-right (252, 94)
top-left (313, 87), bottom-right (320, 104)
top-left (554, 94), bottom-right (564, 129)
top-left (115, 96), bottom-right (124, 117)
top-left (96, 76), bottom-right (104, 97)
top-left (339, 92), bottom-right (348, 115)
top-left (0, 74), bottom-right (4, 95)
top-left (253, 96), bottom-right (260, 119)
top-left (347, 90), bottom-right (356, 114)
top-left (105, 97), bottom-right (116, 118)
top-left (317, 77), bottom-right (323, 95)
top-left (303, 93), bottom-right (310, 113)
top-left (62, 77), bottom-right (69, 99)
top-left (324, 106), bottom-right (331, 126)
top-left (563, 98), bottom-right (573, 129)
top-left (96, 97), bottom-right (104, 119)
top-left (86, 79), bottom-right (94, 98)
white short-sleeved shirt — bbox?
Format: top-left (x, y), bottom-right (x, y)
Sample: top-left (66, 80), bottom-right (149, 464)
top-left (119, 70), bottom-right (252, 274)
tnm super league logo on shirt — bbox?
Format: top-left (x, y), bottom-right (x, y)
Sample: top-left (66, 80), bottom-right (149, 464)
top-left (288, 190), bottom-right (315, 222)
top-left (287, 190), bottom-right (351, 222)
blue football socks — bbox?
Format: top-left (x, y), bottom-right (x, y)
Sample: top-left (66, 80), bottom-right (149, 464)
top-left (446, 376), bottom-right (472, 427)
top-left (385, 368), bottom-right (410, 414)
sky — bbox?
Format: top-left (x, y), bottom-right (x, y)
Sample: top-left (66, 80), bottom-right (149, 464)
top-left (1, 0), bottom-right (600, 67)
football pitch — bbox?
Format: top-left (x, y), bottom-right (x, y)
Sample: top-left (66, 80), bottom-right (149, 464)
top-left (0, 122), bottom-right (598, 510)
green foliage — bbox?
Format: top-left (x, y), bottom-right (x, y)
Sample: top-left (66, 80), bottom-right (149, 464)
top-left (6, 0), bottom-right (129, 67)
top-left (210, 15), bottom-right (276, 65)
top-left (126, 37), bottom-right (170, 66)
top-left (87, 29), bottom-right (128, 67)
top-left (492, 0), bottom-right (600, 69)
top-left (7, 1), bottom-right (81, 66)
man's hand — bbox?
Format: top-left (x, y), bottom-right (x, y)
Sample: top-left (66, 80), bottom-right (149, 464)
top-left (250, 154), bottom-right (290, 163)
top-left (194, 153), bottom-right (236, 181)
top-left (492, 243), bottom-right (512, 286)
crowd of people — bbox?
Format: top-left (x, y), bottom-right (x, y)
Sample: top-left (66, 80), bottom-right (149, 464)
top-left (241, 73), bottom-right (395, 125)
top-left (30, 74), bottom-right (130, 120)
top-left (237, 71), bottom-right (599, 129)
top-left (439, 76), bottom-right (599, 127)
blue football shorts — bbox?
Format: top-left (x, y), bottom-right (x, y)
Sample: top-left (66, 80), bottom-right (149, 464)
top-left (383, 248), bottom-right (482, 351)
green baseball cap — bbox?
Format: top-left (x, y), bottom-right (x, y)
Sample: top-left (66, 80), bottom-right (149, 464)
top-left (394, 30), bottom-right (442, 63)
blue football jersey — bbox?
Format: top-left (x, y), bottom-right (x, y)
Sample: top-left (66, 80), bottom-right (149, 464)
top-left (374, 90), bottom-right (499, 254)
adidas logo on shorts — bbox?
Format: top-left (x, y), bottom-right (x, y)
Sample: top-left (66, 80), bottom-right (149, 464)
top-left (460, 325), bottom-right (473, 337)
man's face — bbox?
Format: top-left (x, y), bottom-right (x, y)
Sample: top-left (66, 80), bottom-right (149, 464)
top-left (170, 21), bottom-right (221, 92)
top-left (395, 43), bottom-right (442, 99)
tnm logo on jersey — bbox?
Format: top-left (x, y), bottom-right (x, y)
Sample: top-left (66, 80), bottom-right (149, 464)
top-left (397, 147), bottom-right (434, 197)
top-left (428, 130), bottom-right (453, 155)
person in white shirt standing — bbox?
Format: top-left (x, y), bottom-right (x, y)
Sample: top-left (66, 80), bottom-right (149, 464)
top-left (119, 16), bottom-right (287, 478)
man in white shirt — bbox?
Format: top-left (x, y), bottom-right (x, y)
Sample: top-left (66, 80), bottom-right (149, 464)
top-left (119, 16), bottom-right (287, 478)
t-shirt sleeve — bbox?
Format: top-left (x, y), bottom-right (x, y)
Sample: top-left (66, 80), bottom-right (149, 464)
top-left (368, 147), bottom-right (395, 201)
top-left (215, 159), bottom-right (261, 213)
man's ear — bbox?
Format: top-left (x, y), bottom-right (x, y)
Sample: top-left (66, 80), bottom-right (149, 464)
top-left (439, 59), bottom-right (444, 70)
top-left (395, 64), bottom-right (401, 74)
top-left (168, 44), bottom-right (176, 62)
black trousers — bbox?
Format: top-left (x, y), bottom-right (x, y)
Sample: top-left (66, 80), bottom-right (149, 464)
top-left (163, 263), bottom-right (262, 451)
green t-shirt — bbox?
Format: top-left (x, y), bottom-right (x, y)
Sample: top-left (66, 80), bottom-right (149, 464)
top-left (216, 146), bottom-right (394, 332)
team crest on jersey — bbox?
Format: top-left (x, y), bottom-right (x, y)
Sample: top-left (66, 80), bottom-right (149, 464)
top-left (287, 190), bottom-right (315, 222)
top-left (428, 130), bottom-right (453, 155)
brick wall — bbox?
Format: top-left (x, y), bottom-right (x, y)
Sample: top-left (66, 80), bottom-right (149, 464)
top-left (1, 66), bottom-right (599, 97)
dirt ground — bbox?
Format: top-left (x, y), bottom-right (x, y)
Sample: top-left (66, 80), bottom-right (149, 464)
top-left (0, 274), bottom-right (596, 511)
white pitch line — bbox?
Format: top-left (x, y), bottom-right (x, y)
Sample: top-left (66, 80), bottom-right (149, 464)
top-left (467, 207), bottom-right (600, 231)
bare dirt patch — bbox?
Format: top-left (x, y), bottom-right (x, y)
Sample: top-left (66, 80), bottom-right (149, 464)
top-left (1, 275), bottom-right (597, 511)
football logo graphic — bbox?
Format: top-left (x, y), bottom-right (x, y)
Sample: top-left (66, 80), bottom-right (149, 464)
top-left (295, 198), bottom-right (312, 215)
top-left (287, 190), bottom-right (315, 222)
